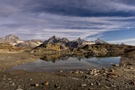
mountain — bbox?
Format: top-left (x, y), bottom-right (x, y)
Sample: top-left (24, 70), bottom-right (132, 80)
top-left (43, 36), bottom-right (82, 48)
top-left (43, 36), bottom-right (69, 49)
top-left (16, 39), bottom-right (43, 48)
top-left (43, 36), bottom-right (96, 49)
top-left (0, 34), bottom-right (43, 48)
top-left (44, 35), bottom-right (69, 44)
top-left (0, 34), bottom-right (108, 50)
top-left (95, 38), bottom-right (107, 44)
top-left (0, 34), bottom-right (23, 45)
top-left (68, 38), bottom-right (95, 48)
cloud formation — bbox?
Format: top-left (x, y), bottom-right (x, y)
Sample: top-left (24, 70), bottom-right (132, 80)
top-left (0, 0), bottom-right (135, 45)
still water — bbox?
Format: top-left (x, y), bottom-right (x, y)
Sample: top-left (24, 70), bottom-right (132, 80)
top-left (10, 57), bottom-right (120, 72)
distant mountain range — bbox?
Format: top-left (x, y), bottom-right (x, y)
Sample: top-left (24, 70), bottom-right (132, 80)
top-left (43, 36), bottom-right (96, 48)
top-left (0, 34), bottom-right (107, 48)
top-left (0, 34), bottom-right (43, 48)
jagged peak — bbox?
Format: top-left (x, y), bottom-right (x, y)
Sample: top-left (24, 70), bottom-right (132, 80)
top-left (76, 37), bottom-right (81, 41)
top-left (3, 34), bottom-right (19, 39)
top-left (95, 38), bottom-right (107, 44)
top-left (5, 34), bottom-right (18, 37)
top-left (50, 35), bottom-right (57, 39)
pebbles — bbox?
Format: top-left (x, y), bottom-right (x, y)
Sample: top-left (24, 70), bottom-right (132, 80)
top-left (31, 81), bottom-right (49, 88)
top-left (88, 69), bottom-right (99, 76)
top-left (70, 70), bottom-right (84, 74)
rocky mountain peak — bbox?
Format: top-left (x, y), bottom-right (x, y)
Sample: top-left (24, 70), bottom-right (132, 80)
top-left (0, 34), bottom-right (22, 45)
top-left (44, 36), bottom-right (69, 44)
top-left (50, 35), bottom-right (58, 40)
top-left (95, 38), bottom-right (107, 44)
top-left (76, 37), bottom-right (82, 43)
top-left (46, 35), bottom-right (59, 44)
top-left (60, 38), bottom-right (69, 43)
top-left (3, 34), bottom-right (20, 40)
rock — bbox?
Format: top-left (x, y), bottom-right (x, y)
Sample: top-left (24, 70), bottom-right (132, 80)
top-left (112, 64), bottom-right (119, 67)
top-left (59, 70), bottom-right (63, 73)
top-left (106, 72), bottom-right (118, 78)
top-left (84, 75), bottom-right (89, 79)
top-left (8, 78), bottom-right (12, 80)
top-left (29, 79), bottom-right (32, 81)
top-left (74, 70), bottom-right (79, 74)
top-left (54, 84), bottom-right (60, 89)
top-left (16, 85), bottom-right (23, 90)
top-left (127, 67), bottom-right (133, 69)
top-left (89, 69), bottom-right (99, 76)
top-left (11, 82), bottom-right (15, 86)
top-left (110, 84), bottom-right (116, 87)
top-left (3, 75), bottom-right (6, 77)
top-left (80, 84), bottom-right (87, 87)
top-left (109, 69), bottom-right (115, 72)
top-left (90, 83), bottom-right (94, 86)
top-left (69, 71), bottom-right (73, 73)
top-left (129, 81), bottom-right (135, 85)
top-left (79, 71), bottom-right (84, 74)
top-left (34, 83), bottom-right (39, 87)
top-left (16, 88), bottom-right (23, 90)
top-left (96, 82), bottom-right (100, 86)
top-left (43, 81), bottom-right (49, 86)
top-left (104, 86), bottom-right (110, 89)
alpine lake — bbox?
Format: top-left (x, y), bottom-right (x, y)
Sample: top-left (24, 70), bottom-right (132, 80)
top-left (9, 55), bottom-right (121, 72)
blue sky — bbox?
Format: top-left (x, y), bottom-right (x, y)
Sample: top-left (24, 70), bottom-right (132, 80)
top-left (0, 0), bottom-right (135, 45)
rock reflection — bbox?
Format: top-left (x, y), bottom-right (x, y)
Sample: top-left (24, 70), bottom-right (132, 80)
top-left (40, 54), bottom-right (99, 63)
top-left (40, 53), bottom-right (120, 63)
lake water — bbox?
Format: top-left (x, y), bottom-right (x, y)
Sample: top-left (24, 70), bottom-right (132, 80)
top-left (10, 56), bottom-right (120, 72)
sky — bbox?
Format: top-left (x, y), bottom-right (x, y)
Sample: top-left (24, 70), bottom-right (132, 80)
top-left (0, 0), bottom-right (135, 45)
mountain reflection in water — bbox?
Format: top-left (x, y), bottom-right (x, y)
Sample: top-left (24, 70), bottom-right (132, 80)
top-left (10, 55), bottom-right (121, 72)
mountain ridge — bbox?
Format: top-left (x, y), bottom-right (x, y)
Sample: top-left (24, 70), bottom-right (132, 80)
top-left (0, 34), bottom-right (107, 48)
